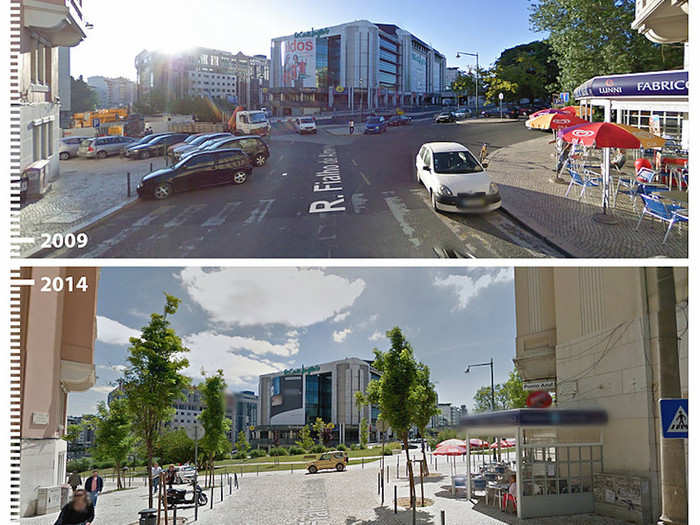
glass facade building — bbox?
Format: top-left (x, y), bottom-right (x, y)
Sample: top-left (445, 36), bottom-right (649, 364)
top-left (305, 372), bottom-right (333, 424)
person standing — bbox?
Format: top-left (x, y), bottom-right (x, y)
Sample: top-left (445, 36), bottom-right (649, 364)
top-left (151, 462), bottom-right (162, 495)
top-left (165, 465), bottom-right (176, 489)
top-left (349, 120), bottom-right (355, 135)
top-left (54, 489), bottom-right (94, 525)
top-left (67, 471), bottom-right (82, 493)
top-left (84, 471), bottom-right (103, 508)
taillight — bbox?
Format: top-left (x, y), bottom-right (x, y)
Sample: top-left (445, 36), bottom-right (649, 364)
top-left (88, 146), bottom-right (94, 152)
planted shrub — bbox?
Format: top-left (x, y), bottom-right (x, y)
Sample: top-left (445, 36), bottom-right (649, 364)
top-left (249, 449), bottom-right (267, 458)
top-left (336, 444), bottom-right (348, 451)
top-left (310, 444), bottom-right (326, 453)
top-left (288, 446), bottom-right (305, 455)
top-left (269, 447), bottom-right (289, 456)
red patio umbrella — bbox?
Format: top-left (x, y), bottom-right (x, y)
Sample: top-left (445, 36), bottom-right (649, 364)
top-left (433, 443), bottom-right (466, 455)
top-left (560, 121), bottom-right (641, 149)
top-left (489, 439), bottom-right (513, 449)
top-left (469, 438), bottom-right (488, 449)
top-left (529, 108), bottom-right (566, 119)
top-left (437, 439), bottom-right (467, 449)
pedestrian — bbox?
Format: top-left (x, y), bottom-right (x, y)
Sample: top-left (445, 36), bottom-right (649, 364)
top-left (151, 462), bottom-right (162, 494)
top-left (53, 489), bottom-right (94, 525)
top-left (67, 471), bottom-right (82, 493)
top-left (349, 119), bottom-right (354, 135)
top-left (234, 471), bottom-right (238, 489)
top-left (84, 470), bottom-right (103, 508)
top-left (165, 465), bottom-right (177, 489)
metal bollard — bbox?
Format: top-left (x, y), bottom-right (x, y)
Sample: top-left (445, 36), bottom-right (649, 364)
top-left (412, 497), bottom-right (416, 525)
top-left (256, 465), bottom-right (259, 477)
top-left (194, 479), bottom-right (199, 521)
top-left (362, 457), bottom-right (364, 469)
top-left (377, 472), bottom-right (381, 495)
top-left (381, 470), bottom-right (384, 505)
top-left (394, 485), bottom-right (397, 514)
top-left (150, 162), bottom-right (153, 172)
top-left (173, 504), bottom-right (177, 523)
top-left (210, 483), bottom-right (213, 509)
top-left (126, 172), bottom-right (131, 197)
top-left (441, 510), bottom-right (446, 525)
top-left (220, 474), bottom-right (223, 502)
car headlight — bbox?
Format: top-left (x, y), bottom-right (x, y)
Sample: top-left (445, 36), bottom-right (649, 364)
top-left (489, 183), bottom-right (499, 194)
top-left (438, 185), bottom-right (453, 196)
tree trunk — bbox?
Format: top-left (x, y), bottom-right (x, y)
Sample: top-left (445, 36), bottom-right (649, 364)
top-left (116, 463), bottom-right (122, 490)
top-left (421, 438), bottom-right (429, 476)
top-left (403, 436), bottom-right (416, 506)
top-left (147, 443), bottom-right (153, 508)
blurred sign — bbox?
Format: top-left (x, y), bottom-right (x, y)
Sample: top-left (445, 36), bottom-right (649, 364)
top-left (498, 93), bottom-right (504, 100)
top-left (335, 86), bottom-right (345, 93)
top-left (526, 391), bottom-right (553, 408)
top-left (523, 380), bottom-right (555, 391)
top-left (184, 422), bottom-right (205, 441)
top-left (660, 399), bottom-right (688, 439)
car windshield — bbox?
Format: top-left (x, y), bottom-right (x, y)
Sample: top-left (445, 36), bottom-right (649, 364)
top-left (190, 134), bottom-right (221, 146)
top-left (367, 117), bottom-right (381, 124)
top-left (249, 113), bottom-right (267, 123)
top-left (433, 151), bottom-right (482, 174)
top-left (300, 117), bottom-right (314, 124)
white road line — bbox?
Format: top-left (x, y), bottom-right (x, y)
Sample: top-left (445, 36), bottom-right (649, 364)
top-left (244, 199), bottom-right (275, 224)
top-left (163, 204), bottom-right (208, 228)
top-left (383, 192), bottom-right (421, 248)
top-left (201, 202), bottom-right (242, 227)
top-left (351, 193), bottom-right (367, 214)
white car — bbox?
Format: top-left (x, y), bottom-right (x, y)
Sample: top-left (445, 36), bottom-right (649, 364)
top-left (416, 142), bottom-right (501, 213)
top-left (294, 116), bottom-right (317, 134)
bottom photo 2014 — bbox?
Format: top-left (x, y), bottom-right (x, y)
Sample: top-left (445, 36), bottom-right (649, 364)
top-left (14, 266), bottom-right (688, 525)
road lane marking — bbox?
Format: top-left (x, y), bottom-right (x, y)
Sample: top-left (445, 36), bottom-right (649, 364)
top-left (352, 159), bottom-right (358, 167)
top-left (383, 191), bottom-right (421, 248)
top-left (359, 171), bottom-right (371, 185)
top-left (309, 145), bottom-right (345, 214)
top-left (245, 199), bottom-right (275, 224)
top-left (163, 204), bottom-right (208, 228)
top-left (351, 193), bottom-right (367, 214)
top-left (201, 202), bottom-right (242, 227)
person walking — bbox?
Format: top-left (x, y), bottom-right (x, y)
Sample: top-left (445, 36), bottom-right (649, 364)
top-left (165, 465), bottom-right (177, 489)
top-left (151, 462), bottom-right (162, 495)
top-left (349, 120), bottom-right (355, 135)
top-left (67, 471), bottom-right (82, 493)
top-left (234, 471), bottom-right (238, 489)
top-left (53, 489), bottom-right (94, 525)
top-left (84, 471), bottom-right (103, 508)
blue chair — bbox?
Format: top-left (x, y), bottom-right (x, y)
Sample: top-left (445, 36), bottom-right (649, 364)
top-left (663, 208), bottom-right (688, 244)
top-left (635, 194), bottom-right (681, 239)
top-left (565, 167), bottom-right (601, 202)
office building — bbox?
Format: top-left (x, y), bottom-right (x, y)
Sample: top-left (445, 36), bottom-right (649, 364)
top-left (87, 76), bottom-right (136, 108)
top-left (256, 358), bottom-right (382, 447)
top-left (269, 20), bottom-right (446, 115)
top-left (66, 415), bottom-right (95, 460)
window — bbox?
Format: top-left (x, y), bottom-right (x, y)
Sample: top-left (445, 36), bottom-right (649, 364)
top-left (32, 121), bottom-right (54, 162)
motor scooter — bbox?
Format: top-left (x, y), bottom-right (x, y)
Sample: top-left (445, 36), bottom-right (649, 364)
top-left (166, 482), bottom-right (207, 508)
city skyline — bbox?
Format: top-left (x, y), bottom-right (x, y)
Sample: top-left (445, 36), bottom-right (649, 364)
top-left (69, 266), bottom-right (516, 416)
top-left (71, 0), bottom-right (545, 80)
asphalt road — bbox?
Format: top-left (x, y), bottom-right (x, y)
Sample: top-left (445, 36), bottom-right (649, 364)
top-left (42, 119), bottom-right (567, 258)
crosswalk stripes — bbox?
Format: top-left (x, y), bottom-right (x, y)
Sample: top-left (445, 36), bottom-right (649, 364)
top-left (201, 202), bottom-right (242, 227)
top-left (163, 204), bottom-right (209, 228)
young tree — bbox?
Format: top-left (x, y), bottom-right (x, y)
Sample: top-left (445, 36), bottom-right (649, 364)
top-left (472, 369), bottom-right (529, 412)
top-left (236, 430), bottom-right (250, 455)
top-left (199, 370), bottom-right (232, 486)
top-left (411, 363), bottom-right (439, 475)
top-left (153, 429), bottom-right (195, 465)
top-left (122, 294), bottom-right (190, 507)
top-left (357, 327), bottom-right (421, 506)
top-left (90, 397), bottom-right (136, 489)
top-left (312, 417), bottom-right (327, 446)
top-left (359, 417), bottom-right (369, 449)
top-left (295, 425), bottom-right (314, 451)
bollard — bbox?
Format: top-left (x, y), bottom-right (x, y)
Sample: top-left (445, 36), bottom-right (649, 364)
top-left (220, 474), bottom-right (223, 502)
top-left (194, 479), bottom-right (199, 521)
top-left (381, 470), bottom-right (384, 505)
top-left (377, 472), bottom-right (381, 495)
top-left (210, 483), bottom-right (213, 509)
top-left (394, 485), bottom-right (397, 514)
top-left (362, 457), bottom-right (364, 469)
top-left (441, 510), bottom-right (445, 525)
top-left (150, 162), bottom-right (153, 172)
top-left (256, 464), bottom-right (259, 477)
top-left (173, 504), bottom-right (177, 524)
top-left (412, 497), bottom-right (416, 525)
top-left (127, 172), bottom-right (131, 197)
top-left (229, 475), bottom-right (232, 495)
top-left (396, 456), bottom-right (399, 479)
top-left (291, 463), bottom-right (293, 474)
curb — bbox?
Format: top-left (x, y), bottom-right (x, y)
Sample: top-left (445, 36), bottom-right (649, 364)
top-left (498, 203), bottom-right (574, 258)
top-left (23, 196), bottom-right (140, 258)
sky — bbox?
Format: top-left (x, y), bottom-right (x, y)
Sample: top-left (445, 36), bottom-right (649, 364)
top-left (71, 0), bottom-right (545, 80)
top-left (69, 267), bottom-right (517, 416)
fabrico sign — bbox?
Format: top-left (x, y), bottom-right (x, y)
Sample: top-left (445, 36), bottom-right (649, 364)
top-left (574, 70), bottom-right (688, 99)
top-left (523, 379), bottom-right (556, 391)
top-left (282, 365), bottom-right (320, 375)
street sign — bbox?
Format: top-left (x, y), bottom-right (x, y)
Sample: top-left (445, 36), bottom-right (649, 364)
top-left (526, 391), bottom-right (553, 408)
top-left (660, 399), bottom-right (688, 439)
top-left (560, 92), bottom-right (570, 103)
top-left (92, 118), bottom-right (101, 128)
top-left (184, 422), bottom-right (205, 441)
top-left (498, 93), bottom-right (504, 100)
top-left (523, 380), bottom-right (556, 391)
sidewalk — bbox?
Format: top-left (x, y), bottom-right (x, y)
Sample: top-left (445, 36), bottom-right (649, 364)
top-left (486, 133), bottom-right (687, 258)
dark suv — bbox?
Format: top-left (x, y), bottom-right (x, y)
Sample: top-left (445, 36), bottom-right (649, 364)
top-left (195, 135), bottom-right (270, 167)
top-left (125, 133), bottom-right (191, 159)
top-left (137, 148), bottom-right (253, 200)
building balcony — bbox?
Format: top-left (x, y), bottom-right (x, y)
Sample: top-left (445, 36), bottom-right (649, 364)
top-left (632, 0), bottom-right (688, 43)
top-left (59, 359), bottom-right (96, 392)
top-left (23, 0), bottom-right (87, 47)
top-left (514, 328), bottom-right (557, 382)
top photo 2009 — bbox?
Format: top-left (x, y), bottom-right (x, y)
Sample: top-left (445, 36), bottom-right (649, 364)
top-left (13, 0), bottom-right (689, 259)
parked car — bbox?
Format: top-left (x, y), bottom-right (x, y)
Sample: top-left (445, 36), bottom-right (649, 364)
top-left (306, 451), bottom-right (349, 474)
top-left (59, 137), bottom-right (84, 160)
top-left (452, 108), bottom-right (472, 119)
top-left (293, 116), bottom-right (317, 134)
top-left (190, 135), bottom-right (270, 167)
top-left (479, 106), bottom-right (502, 118)
top-left (137, 148), bottom-right (253, 200)
top-left (364, 116), bottom-right (388, 134)
top-left (175, 465), bottom-right (196, 484)
top-left (77, 136), bottom-right (136, 159)
top-left (172, 132), bottom-right (232, 160)
top-left (125, 133), bottom-right (191, 160)
top-left (167, 132), bottom-right (208, 157)
top-left (415, 142), bottom-right (501, 213)
top-left (121, 133), bottom-right (171, 156)
top-left (434, 112), bottom-right (456, 123)
top-left (388, 115), bottom-right (412, 126)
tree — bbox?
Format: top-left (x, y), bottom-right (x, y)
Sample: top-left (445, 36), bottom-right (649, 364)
top-left (236, 430), bottom-right (250, 455)
top-left (411, 363), bottom-right (439, 475)
top-left (312, 417), bottom-right (329, 446)
top-left (530, 0), bottom-right (684, 92)
top-left (295, 425), bottom-right (315, 451)
top-left (359, 417), bottom-right (369, 449)
top-left (357, 327), bottom-right (421, 506)
top-left (199, 370), bottom-right (232, 486)
top-left (450, 69), bottom-right (488, 105)
top-left (122, 294), bottom-right (190, 507)
top-left (71, 75), bottom-right (98, 113)
top-left (472, 369), bottom-right (528, 413)
top-left (90, 397), bottom-right (136, 489)
top-left (153, 429), bottom-right (195, 466)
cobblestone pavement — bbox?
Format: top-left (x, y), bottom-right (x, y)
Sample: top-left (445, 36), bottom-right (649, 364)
top-left (18, 155), bottom-right (166, 256)
top-left (487, 133), bottom-right (687, 258)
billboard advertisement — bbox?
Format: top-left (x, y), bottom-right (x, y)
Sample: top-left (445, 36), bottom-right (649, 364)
top-left (283, 38), bottom-right (317, 88)
top-left (270, 375), bottom-right (304, 425)
top-left (410, 51), bottom-right (427, 93)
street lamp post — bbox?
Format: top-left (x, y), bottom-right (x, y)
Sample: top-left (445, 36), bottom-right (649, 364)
top-left (465, 358), bottom-right (497, 460)
top-left (456, 51), bottom-right (479, 117)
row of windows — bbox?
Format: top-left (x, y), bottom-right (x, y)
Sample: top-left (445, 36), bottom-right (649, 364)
top-left (32, 122), bottom-right (53, 162)
top-left (379, 37), bottom-right (398, 54)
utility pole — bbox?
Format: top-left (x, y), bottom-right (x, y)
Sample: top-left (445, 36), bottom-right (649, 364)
top-left (456, 51), bottom-right (479, 116)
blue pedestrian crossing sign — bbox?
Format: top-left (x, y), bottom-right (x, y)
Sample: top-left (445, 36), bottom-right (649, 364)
top-left (660, 399), bottom-right (688, 438)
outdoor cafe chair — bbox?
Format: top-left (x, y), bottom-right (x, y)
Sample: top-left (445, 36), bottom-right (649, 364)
top-left (635, 194), bottom-right (682, 240)
top-left (663, 208), bottom-right (688, 244)
top-left (565, 166), bottom-right (601, 203)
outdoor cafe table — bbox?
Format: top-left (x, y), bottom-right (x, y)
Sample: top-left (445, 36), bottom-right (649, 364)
top-left (653, 190), bottom-right (688, 206)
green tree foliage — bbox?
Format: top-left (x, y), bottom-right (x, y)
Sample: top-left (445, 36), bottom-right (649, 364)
top-left (63, 423), bottom-right (83, 444)
top-left (473, 369), bottom-right (529, 413)
top-left (427, 428), bottom-right (458, 450)
top-left (199, 370), bottom-right (232, 484)
top-left (236, 430), bottom-right (250, 454)
top-left (359, 417), bottom-right (369, 449)
top-left (122, 294), bottom-right (190, 507)
top-left (312, 417), bottom-right (332, 446)
top-left (412, 363), bottom-right (439, 475)
top-left (295, 425), bottom-right (315, 451)
top-left (153, 429), bottom-right (195, 466)
top-left (89, 397), bottom-right (136, 489)
top-left (70, 75), bottom-right (98, 113)
top-left (530, 0), bottom-right (684, 92)
top-left (450, 69), bottom-right (488, 105)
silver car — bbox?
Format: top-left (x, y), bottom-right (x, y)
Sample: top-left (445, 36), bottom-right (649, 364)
top-left (59, 137), bottom-right (84, 160)
top-left (77, 136), bottom-right (136, 159)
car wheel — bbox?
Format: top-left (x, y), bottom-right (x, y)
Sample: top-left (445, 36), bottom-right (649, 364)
top-left (232, 171), bottom-right (248, 184)
top-left (153, 182), bottom-right (173, 200)
top-left (416, 168), bottom-right (422, 185)
top-left (59, 152), bottom-right (70, 160)
top-left (308, 465), bottom-right (318, 474)
top-left (254, 154), bottom-right (266, 167)
top-left (141, 150), bottom-right (150, 160)
top-left (336, 463), bottom-right (345, 472)
top-left (96, 150), bottom-right (107, 159)
top-left (431, 190), bottom-right (440, 212)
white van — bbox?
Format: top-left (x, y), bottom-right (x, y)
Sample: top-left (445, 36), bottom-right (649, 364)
top-left (233, 110), bottom-right (271, 136)
top-left (293, 116), bottom-right (317, 134)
